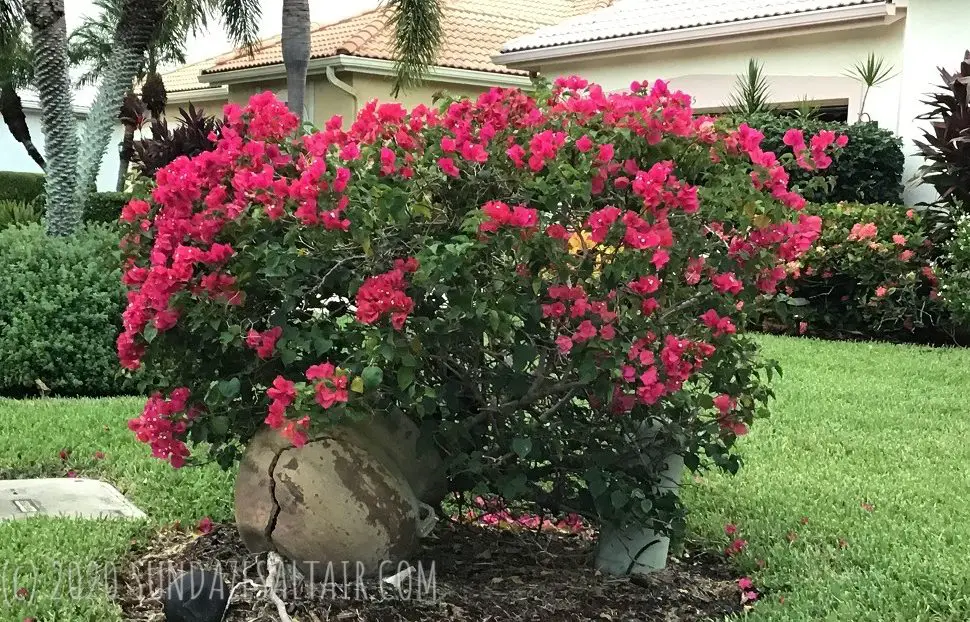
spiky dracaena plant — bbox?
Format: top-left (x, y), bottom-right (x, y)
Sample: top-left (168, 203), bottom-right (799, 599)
top-left (727, 59), bottom-right (773, 116)
top-left (23, 0), bottom-right (80, 236)
top-left (915, 51), bottom-right (970, 212)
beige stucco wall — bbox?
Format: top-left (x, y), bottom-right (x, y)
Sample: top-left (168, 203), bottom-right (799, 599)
top-left (225, 72), bottom-right (488, 129)
top-left (539, 21), bottom-right (906, 128)
top-left (164, 93), bottom-right (229, 118)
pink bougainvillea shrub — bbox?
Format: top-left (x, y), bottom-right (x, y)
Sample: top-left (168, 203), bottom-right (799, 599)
top-left (119, 78), bottom-right (843, 531)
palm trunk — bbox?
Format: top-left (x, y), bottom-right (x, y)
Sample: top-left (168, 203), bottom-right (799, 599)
top-left (75, 0), bottom-right (164, 209)
top-left (23, 0), bottom-right (80, 236)
top-left (0, 84), bottom-right (46, 170)
top-left (282, 0), bottom-right (311, 122)
top-left (116, 122), bottom-right (136, 192)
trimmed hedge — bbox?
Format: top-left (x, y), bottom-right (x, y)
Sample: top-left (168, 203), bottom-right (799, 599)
top-left (84, 191), bottom-right (129, 223)
top-left (0, 223), bottom-right (129, 396)
top-left (31, 191), bottom-right (131, 224)
top-left (756, 202), bottom-right (952, 342)
top-left (739, 114), bottom-right (905, 205)
top-left (0, 171), bottom-right (45, 205)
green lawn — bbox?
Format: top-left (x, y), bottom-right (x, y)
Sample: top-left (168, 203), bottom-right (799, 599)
top-left (1, 336), bottom-right (969, 620)
top-left (684, 336), bottom-right (970, 621)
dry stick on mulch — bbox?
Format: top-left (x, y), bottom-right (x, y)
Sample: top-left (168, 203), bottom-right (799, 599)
top-left (116, 521), bottom-right (743, 622)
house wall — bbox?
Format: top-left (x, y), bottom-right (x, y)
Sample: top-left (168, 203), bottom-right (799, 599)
top-left (0, 109), bottom-right (125, 193)
top-left (226, 72), bottom-right (489, 129)
top-left (535, 19), bottom-right (949, 201)
top-left (895, 0), bottom-right (968, 205)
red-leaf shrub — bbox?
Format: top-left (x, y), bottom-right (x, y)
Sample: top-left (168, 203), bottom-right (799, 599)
top-left (119, 79), bottom-right (842, 530)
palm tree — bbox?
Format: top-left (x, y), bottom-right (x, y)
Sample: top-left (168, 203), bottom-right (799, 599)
top-left (22, 0), bottom-right (81, 236)
top-left (280, 0), bottom-right (443, 122)
top-left (72, 0), bottom-right (261, 209)
top-left (281, 0), bottom-right (309, 121)
top-left (70, 0), bottom-right (187, 190)
top-left (0, 31), bottom-right (45, 169)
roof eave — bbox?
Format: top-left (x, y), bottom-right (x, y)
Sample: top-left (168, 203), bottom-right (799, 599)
top-left (494, 2), bottom-right (903, 68)
top-left (201, 55), bottom-right (534, 89)
top-left (166, 85), bottom-right (230, 104)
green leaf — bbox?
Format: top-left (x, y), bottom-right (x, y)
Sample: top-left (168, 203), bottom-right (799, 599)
top-left (142, 324), bottom-right (157, 343)
top-left (610, 490), bottom-right (628, 510)
top-left (398, 367), bottom-right (414, 390)
top-left (362, 366), bottom-right (384, 388)
top-left (512, 437), bottom-right (532, 459)
top-left (210, 416), bottom-right (230, 437)
top-left (350, 376), bottom-right (365, 393)
top-left (218, 377), bottom-right (240, 398)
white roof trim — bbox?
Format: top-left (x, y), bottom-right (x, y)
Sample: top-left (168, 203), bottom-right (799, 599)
top-left (202, 55), bottom-right (533, 89)
top-left (495, 2), bottom-right (902, 67)
top-left (166, 85), bottom-right (230, 104)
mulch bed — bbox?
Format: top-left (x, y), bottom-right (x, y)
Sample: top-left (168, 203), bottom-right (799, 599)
top-left (116, 521), bottom-right (743, 621)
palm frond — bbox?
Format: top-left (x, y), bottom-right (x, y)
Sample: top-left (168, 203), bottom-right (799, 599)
top-left (216, 0), bottom-right (261, 53)
top-left (385, 0), bottom-right (443, 97)
top-left (0, 0), bottom-right (25, 47)
top-left (0, 31), bottom-right (33, 89)
top-left (727, 58), bottom-right (773, 115)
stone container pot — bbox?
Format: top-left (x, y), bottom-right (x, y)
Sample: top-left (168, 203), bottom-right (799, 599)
top-left (594, 452), bottom-right (684, 575)
top-left (235, 414), bottom-right (443, 577)
top-left (594, 419), bottom-right (685, 575)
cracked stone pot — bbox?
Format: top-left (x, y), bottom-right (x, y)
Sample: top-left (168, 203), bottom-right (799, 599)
top-left (235, 414), bottom-right (444, 577)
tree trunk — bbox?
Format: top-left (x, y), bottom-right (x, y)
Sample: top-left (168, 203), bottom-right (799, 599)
top-left (116, 122), bottom-right (135, 192)
top-left (23, 0), bottom-right (80, 236)
top-left (0, 84), bottom-right (46, 170)
top-left (281, 0), bottom-right (311, 122)
top-left (75, 0), bottom-right (165, 209)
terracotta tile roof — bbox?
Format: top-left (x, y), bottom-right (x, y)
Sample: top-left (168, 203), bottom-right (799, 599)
top-left (501, 0), bottom-right (892, 52)
top-left (159, 57), bottom-right (227, 93)
top-left (204, 0), bottom-right (613, 77)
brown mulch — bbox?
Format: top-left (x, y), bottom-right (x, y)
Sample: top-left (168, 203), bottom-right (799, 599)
top-left (116, 522), bottom-right (743, 621)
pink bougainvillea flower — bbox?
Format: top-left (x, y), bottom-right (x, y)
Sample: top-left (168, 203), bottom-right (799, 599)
top-left (798, 321), bottom-right (808, 335)
top-left (59, 449), bottom-right (71, 462)
top-left (197, 517), bottom-right (214, 535)
top-left (94, 451), bottom-right (105, 461)
top-left (66, 471), bottom-right (77, 478)
top-left (738, 577), bottom-right (754, 591)
top-left (742, 590), bottom-right (759, 604)
top-left (875, 286), bottom-right (888, 298)
top-left (906, 209), bottom-right (915, 219)
top-left (847, 222), bottom-right (878, 241)
top-left (16, 587), bottom-right (28, 600)
top-left (555, 335), bottom-right (574, 354)
top-left (899, 250), bottom-right (914, 262)
top-left (724, 538), bottom-right (748, 556)
top-left (892, 234), bottom-right (907, 246)
top-left (724, 523), bottom-right (738, 536)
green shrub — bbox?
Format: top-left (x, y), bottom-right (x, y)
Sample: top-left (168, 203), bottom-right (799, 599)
top-left (0, 200), bottom-right (41, 228)
top-left (30, 191), bottom-right (131, 224)
top-left (0, 223), bottom-right (128, 396)
top-left (84, 191), bottom-right (129, 223)
top-left (755, 202), bottom-right (948, 340)
top-left (741, 114), bottom-right (904, 205)
top-left (940, 215), bottom-right (970, 324)
top-left (0, 171), bottom-right (45, 204)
